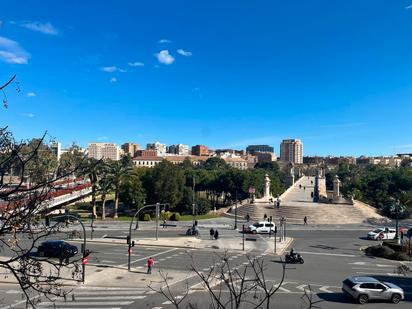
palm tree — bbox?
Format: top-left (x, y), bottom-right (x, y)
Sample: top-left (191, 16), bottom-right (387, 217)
top-left (83, 158), bottom-right (103, 219)
top-left (98, 163), bottom-right (112, 220)
top-left (109, 156), bottom-right (133, 218)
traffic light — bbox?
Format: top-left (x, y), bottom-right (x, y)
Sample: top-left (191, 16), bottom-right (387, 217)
top-left (126, 235), bottom-right (131, 245)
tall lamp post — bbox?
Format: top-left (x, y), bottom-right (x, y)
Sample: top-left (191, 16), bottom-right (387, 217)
top-left (192, 176), bottom-right (196, 226)
top-left (234, 189), bottom-right (238, 230)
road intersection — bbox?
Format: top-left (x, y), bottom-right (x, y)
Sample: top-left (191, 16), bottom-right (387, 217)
top-left (1, 222), bottom-right (411, 308)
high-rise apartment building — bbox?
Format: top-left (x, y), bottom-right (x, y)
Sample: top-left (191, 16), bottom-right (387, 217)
top-left (146, 142), bottom-right (167, 156)
top-left (167, 144), bottom-right (189, 155)
top-left (191, 145), bottom-right (209, 156)
top-left (280, 139), bottom-right (303, 164)
top-left (88, 142), bottom-right (121, 161)
top-left (246, 145), bottom-right (274, 155)
top-left (121, 142), bottom-right (140, 157)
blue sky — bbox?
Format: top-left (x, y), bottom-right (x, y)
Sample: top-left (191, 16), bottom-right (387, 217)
top-left (1, 0), bottom-right (412, 156)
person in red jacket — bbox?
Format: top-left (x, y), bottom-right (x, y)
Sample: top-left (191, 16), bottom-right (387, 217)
top-left (147, 257), bottom-right (154, 274)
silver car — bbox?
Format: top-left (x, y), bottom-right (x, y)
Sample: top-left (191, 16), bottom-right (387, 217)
top-left (342, 276), bottom-right (404, 304)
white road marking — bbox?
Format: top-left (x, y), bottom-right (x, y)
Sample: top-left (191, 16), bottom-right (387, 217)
top-left (295, 284), bottom-right (307, 291)
top-left (38, 301), bottom-right (134, 306)
top-left (124, 248), bottom-right (178, 267)
top-left (6, 290), bottom-right (21, 294)
top-left (77, 287), bottom-right (147, 290)
top-left (349, 261), bottom-right (366, 265)
top-left (73, 291), bottom-right (145, 295)
top-left (75, 296), bottom-right (146, 300)
top-left (299, 251), bottom-right (356, 257)
top-left (146, 290), bottom-right (157, 294)
top-left (319, 286), bottom-right (332, 293)
top-left (162, 300), bottom-right (172, 304)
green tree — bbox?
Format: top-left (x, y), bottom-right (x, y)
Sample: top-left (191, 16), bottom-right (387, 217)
top-left (108, 156), bottom-right (133, 218)
top-left (119, 169), bottom-right (146, 211)
top-left (145, 160), bottom-right (185, 209)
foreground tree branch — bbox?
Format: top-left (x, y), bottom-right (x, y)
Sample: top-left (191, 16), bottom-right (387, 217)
top-left (0, 128), bottom-right (90, 308)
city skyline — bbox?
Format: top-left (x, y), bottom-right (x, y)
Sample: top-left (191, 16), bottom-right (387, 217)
top-left (1, 1), bottom-right (412, 156)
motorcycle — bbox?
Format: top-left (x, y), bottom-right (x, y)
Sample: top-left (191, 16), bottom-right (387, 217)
top-left (186, 226), bottom-right (200, 236)
top-left (285, 253), bottom-right (304, 264)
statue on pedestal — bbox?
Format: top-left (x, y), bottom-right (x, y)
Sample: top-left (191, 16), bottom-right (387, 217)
top-left (263, 173), bottom-right (271, 198)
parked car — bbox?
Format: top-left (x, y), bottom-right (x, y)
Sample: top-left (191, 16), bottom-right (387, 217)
top-left (37, 240), bottom-right (78, 259)
top-left (367, 227), bottom-right (396, 240)
top-left (247, 221), bottom-right (275, 234)
top-left (342, 276), bottom-right (404, 304)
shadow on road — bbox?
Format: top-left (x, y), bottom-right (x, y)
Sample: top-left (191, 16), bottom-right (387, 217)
top-left (317, 292), bottom-right (348, 303)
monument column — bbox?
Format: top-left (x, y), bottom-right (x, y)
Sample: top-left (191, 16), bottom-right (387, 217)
top-left (263, 173), bottom-right (271, 198)
top-left (333, 175), bottom-right (341, 201)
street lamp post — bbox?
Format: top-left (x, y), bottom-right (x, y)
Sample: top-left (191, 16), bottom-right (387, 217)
top-left (192, 176), bottom-right (196, 226)
top-left (394, 199), bottom-right (400, 244)
top-left (51, 214), bottom-right (87, 283)
top-left (234, 189), bottom-right (238, 230)
top-left (127, 203), bottom-right (167, 271)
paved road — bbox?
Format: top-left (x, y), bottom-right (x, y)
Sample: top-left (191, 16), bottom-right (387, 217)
top-left (1, 228), bottom-right (411, 308)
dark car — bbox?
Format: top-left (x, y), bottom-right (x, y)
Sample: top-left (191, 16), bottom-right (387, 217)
top-left (37, 240), bottom-right (78, 259)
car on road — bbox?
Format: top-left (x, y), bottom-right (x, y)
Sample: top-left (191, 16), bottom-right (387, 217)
top-left (367, 227), bottom-right (396, 240)
top-left (342, 276), bottom-right (404, 304)
top-left (37, 240), bottom-right (78, 259)
top-left (247, 221), bottom-right (275, 234)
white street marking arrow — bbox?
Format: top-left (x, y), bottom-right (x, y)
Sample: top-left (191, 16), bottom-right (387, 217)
top-left (319, 286), bottom-right (332, 293)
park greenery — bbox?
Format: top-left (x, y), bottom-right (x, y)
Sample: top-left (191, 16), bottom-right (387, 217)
top-left (326, 162), bottom-right (412, 219)
top-left (60, 145), bottom-right (287, 219)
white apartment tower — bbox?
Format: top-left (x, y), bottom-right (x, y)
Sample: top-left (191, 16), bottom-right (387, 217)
top-left (87, 142), bottom-right (121, 161)
top-left (280, 139), bottom-right (303, 164)
top-left (146, 141), bottom-right (167, 156)
top-left (167, 144), bottom-right (189, 155)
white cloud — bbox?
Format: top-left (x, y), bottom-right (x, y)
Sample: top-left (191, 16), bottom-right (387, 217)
top-left (177, 49), bottom-right (192, 57)
top-left (19, 21), bottom-right (59, 35)
top-left (26, 92), bottom-right (36, 97)
top-left (406, 5), bottom-right (412, 9)
top-left (158, 39), bottom-right (171, 44)
top-left (0, 36), bottom-right (30, 64)
top-left (155, 50), bottom-right (175, 65)
top-left (100, 66), bottom-right (127, 73)
top-left (128, 61), bottom-right (144, 67)
top-left (21, 113), bottom-right (35, 118)
top-left (97, 136), bottom-right (109, 140)
top-left (110, 77), bottom-right (117, 83)
top-left (101, 66), bottom-right (118, 72)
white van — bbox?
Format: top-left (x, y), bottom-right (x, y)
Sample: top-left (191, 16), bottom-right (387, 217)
top-left (247, 221), bottom-right (275, 234)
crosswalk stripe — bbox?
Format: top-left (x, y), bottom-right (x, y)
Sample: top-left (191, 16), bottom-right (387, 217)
top-left (77, 287), bottom-right (147, 290)
top-left (75, 296), bottom-right (146, 300)
top-left (73, 291), bottom-right (145, 295)
top-left (38, 301), bottom-right (134, 306)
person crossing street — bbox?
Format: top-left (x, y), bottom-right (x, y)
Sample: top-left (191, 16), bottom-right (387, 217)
top-left (147, 257), bottom-right (154, 274)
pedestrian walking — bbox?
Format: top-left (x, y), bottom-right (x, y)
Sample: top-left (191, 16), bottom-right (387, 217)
top-left (210, 228), bottom-right (215, 239)
top-left (264, 213), bottom-right (268, 221)
top-left (194, 220), bottom-right (198, 227)
top-left (163, 219), bottom-right (167, 228)
top-left (245, 213), bottom-right (250, 222)
top-left (147, 257), bottom-right (154, 274)
top-left (303, 216), bottom-right (308, 225)
top-left (214, 229), bottom-right (219, 240)
top-left (299, 184), bottom-right (302, 189)
top-left (303, 186), bottom-right (306, 191)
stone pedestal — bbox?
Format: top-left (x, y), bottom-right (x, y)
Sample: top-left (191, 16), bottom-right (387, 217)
top-left (333, 175), bottom-right (341, 201)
